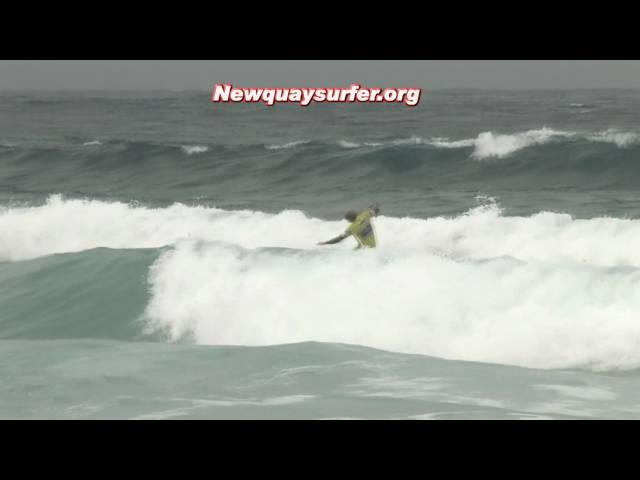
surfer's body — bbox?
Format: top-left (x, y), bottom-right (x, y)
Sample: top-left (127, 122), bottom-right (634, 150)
top-left (318, 204), bottom-right (379, 249)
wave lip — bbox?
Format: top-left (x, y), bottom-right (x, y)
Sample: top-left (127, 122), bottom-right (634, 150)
top-left (338, 140), bottom-right (361, 149)
top-left (430, 127), bottom-right (639, 159)
top-left (7, 194), bottom-right (640, 267)
top-left (586, 129), bottom-right (639, 148)
top-left (427, 137), bottom-right (476, 149)
top-left (391, 135), bottom-right (429, 146)
top-left (181, 145), bottom-right (209, 155)
top-left (265, 140), bottom-right (310, 150)
top-left (334, 127), bottom-right (639, 158)
top-left (471, 127), bottom-right (572, 159)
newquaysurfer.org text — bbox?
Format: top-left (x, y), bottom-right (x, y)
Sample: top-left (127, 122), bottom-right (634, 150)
top-left (211, 84), bottom-right (422, 107)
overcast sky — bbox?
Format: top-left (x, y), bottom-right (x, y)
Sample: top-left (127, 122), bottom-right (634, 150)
top-left (1, 61), bottom-right (640, 90)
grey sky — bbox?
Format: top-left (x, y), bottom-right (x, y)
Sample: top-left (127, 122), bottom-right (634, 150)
top-left (2, 61), bottom-right (640, 90)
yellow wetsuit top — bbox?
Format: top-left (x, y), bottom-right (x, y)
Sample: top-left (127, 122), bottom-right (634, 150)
top-left (346, 208), bottom-right (377, 248)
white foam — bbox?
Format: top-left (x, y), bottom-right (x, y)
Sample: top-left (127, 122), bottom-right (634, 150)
top-left (265, 140), bottom-right (309, 150)
top-left (82, 140), bottom-right (102, 146)
top-left (143, 237), bottom-right (640, 371)
top-left (181, 145), bottom-right (209, 155)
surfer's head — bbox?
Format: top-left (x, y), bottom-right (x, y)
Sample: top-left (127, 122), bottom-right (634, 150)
top-left (345, 210), bottom-right (358, 222)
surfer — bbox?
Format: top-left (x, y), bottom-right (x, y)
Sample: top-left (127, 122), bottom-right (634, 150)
top-left (318, 204), bottom-right (380, 249)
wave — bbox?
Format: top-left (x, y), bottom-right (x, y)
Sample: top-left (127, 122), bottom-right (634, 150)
top-left (332, 128), bottom-right (640, 159)
top-left (142, 239), bottom-right (640, 371)
top-left (418, 128), bottom-right (638, 159)
top-left (0, 247), bottom-right (159, 340)
top-left (4, 337), bottom-right (635, 419)
top-left (5, 195), bottom-right (640, 267)
top-left (5, 196), bottom-right (640, 370)
top-left (3, 222), bottom-right (640, 372)
top-left (1, 139), bottom-right (218, 155)
top-left (1, 128), bottom-right (638, 163)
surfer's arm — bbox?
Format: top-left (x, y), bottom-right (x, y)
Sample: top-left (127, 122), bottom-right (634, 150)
top-left (318, 232), bottom-right (351, 245)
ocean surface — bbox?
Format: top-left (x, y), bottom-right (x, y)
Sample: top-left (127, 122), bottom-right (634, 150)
top-left (3, 89), bottom-right (640, 419)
